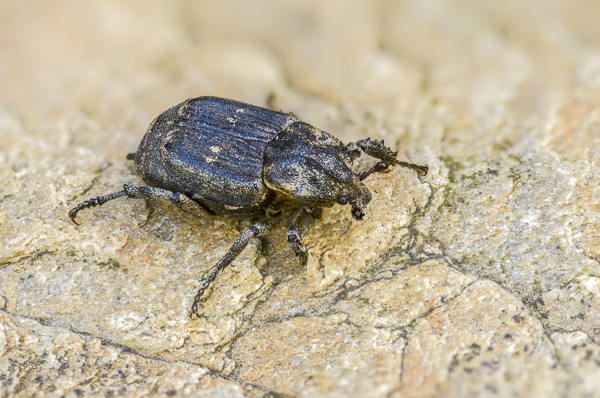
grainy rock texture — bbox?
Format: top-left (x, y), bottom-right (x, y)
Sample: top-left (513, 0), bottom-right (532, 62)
top-left (1, 1), bottom-right (599, 397)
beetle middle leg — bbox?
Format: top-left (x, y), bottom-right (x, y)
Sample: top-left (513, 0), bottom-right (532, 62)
top-left (355, 138), bottom-right (428, 181)
top-left (287, 207), bottom-right (323, 266)
top-left (190, 217), bottom-right (280, 318)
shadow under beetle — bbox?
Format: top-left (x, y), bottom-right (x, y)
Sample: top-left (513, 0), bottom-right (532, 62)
top-left (69, 96), bottom-right (428, 318)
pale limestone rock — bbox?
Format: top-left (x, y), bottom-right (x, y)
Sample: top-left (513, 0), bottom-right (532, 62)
top-left (1, 1), bottom-right (599, 397)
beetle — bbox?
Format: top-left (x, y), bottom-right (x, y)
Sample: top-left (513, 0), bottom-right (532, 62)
top-left (69, 96), bottom-right (428, 318)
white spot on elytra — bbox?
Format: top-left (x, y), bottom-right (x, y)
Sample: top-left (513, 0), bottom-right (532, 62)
top-left (210, 146), bottom-right (222, 153)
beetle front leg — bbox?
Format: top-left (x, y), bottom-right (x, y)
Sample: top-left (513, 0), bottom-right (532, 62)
top-left (190, 217), bottom-right (279, 318)
top-left (287, 207), bottom-right (323, 266)
top-left (355, 138), bottom-right (428, 181)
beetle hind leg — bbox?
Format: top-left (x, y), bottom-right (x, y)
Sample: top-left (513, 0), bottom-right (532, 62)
top-left (287, 208), bottom-right (323, 266)
top-left (191, 217), bottom-right (279, 318)
top-left (69, 184), bottom-right (211, 224)
top-left (69, 190), bottom-right (128, 224)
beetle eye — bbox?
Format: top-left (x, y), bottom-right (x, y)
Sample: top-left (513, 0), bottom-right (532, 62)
top-left (337, 196), bottom-right (348, 205)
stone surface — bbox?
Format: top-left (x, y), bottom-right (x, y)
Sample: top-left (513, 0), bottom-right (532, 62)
top-left (1, 0), bottom-right (599, 397)
top-left (0, 311), bottom-right (257, 397)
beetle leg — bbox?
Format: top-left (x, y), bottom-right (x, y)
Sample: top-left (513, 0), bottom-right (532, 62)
top-left (121, 184), bottom-right (211, 218)
top-left (355, 138), bottom-right (428, 180)
top-left (69, 184), bottom-right (211, 224)
top-left (69, 190), bottom-right (128, 224)
top-left (287, 207), bottom-right (323, 266)
top-left (359, 161), bottom-right (390, 181)
top-left (190, 217), bottom-right (279, 318)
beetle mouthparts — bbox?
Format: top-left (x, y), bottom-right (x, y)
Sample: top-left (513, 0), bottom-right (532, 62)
top-left (351, 204), bottom-right (365, 221)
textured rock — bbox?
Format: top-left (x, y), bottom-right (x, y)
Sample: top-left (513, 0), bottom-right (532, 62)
top-left (1, 0), bottom-right (599, 397)
top-left (0, 311), bottom-right (256, 397)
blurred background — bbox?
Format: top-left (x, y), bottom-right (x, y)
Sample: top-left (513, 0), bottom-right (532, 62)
top-left (2, 0), bottom-right (599, 155)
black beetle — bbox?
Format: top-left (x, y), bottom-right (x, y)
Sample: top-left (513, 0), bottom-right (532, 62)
top-left (69, 96), bottom-right (428, 318)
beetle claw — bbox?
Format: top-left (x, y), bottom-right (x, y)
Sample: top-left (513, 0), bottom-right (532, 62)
top-left (289, 235), bottom-right (308, 265)
top-left (190, 303), bottom-right (198, 319)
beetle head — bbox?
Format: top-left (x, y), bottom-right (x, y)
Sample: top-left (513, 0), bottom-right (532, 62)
top-left (264, 122), bottom-right (372, 220)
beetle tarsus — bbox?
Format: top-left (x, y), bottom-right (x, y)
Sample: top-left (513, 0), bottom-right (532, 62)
top-left (286, 207), bottom-right (320, 266)
top-left (351, 204), bottom-right (365, 221)
top-left (288, 232), bottom-right (308, 265)
top-left (190, 278), bottom-right (213, 318)
top-left (69, 190), bottom-right (127, 224)
top-left (394, 160), bottom-right (429, 176)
